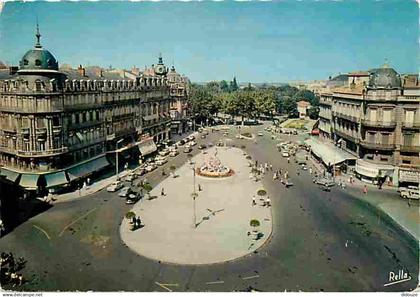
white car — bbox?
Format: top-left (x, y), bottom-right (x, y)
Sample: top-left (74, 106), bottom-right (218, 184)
top-left (257, 132), bottom-right (264, 136)
top-left (400, 189), bottom-right (419, 200)
top-left (156, 158), bottom-right (168, 166)
top-left (145, 163), bottom-right (157, 172)
top-left (169, 150), bottom-right (179, 157)
top-left (159, 149), bottom-right (170, 156)
top-left (282, 151), bottom-right (290, 157)
top-left (125, 173), bottom-right (136, 182)
top-left (184, 146), bottom-right (192, 153)
top-left (107, 181), bottom-right (123, 192)
top-left (189, 141), bottom-right (197, 146)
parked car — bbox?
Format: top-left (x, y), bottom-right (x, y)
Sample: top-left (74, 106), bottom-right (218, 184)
top-left (125, 173), bottom-right (137, 182)
top-left (223, 132), bottom-right (229, 136)
top-left (169, 150), bottom-right (179, 157)
top-left (208, 142), bottom-right (214, 147)
top-left (397, 185), bottom-right (418, 193)
top-left (159, 149), bottom-right (170, 156)
top-left (126, 193), bottom-right (141, 204)
top-left (282, 179), bottom-right (293, 187)
top-left (136, 168), bottom-right (146, 176)
top-left (189, 141), bottom-right (197, 146)
top-left (107, 181), bottom-right (123, 192)
top-left (257, 131), bottom-right (263, 136)
top-left (156, 158), bottom-right (168, 166)
top-left (201, 134), bottom-right (206, 139)
top-left (282, 151), bottom-right (290, 157)
top-left (198, 144), bottom-right (207, 150)
top-left (145, 163), bottom-right (157, 172)
top-left (183, 146), bottom-right (192, 153)
top-left (178, 139), bottom-right (186, 145)
top-left (118, 186), bottom-right (132, 197)
top-left (400, 189), bottom-right (419, 200)
top-left (187, 135), bottom-right (195, 141)
top-left (313, 178), bottom-right (335, 187)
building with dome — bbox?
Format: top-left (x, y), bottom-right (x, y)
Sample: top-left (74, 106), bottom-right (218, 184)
top-left (0, 27), bottom-right (175, 192)
top-left (318, 64), bottom-right (419, 187)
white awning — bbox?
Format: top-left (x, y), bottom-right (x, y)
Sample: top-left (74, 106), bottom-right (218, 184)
top-left (305, 138), bottom-right (356, 166)
top-left (138, 138), bottom-right (157, 156)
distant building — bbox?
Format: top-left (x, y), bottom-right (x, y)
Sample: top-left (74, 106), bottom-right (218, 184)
top-left (297, 100), bottom-right (311, 118)
top-left (318, 64), bottom-right (420, 186)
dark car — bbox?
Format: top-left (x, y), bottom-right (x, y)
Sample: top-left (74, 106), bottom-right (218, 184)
top-left (198, 144), bottom-right (207, 149)
top-left (126, 193), bottom-right (141, 204)
top-left (179, 139), bottom-right (186, 145)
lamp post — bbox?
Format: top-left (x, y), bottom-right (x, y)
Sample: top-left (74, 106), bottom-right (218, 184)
top-left (116, 139), bottom-right (124, 178)
top-left (191, 164), bottom-right (197, 228)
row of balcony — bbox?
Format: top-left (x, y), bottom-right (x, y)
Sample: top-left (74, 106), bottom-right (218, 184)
top-left (0, 146), bottom-right (69, 157)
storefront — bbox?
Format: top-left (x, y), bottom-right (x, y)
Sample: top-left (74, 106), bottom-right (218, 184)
top-left (355, 159), bottom-right (395, 185)
top-left (138, 138), bottom-right (158, 160)
top-left (398, 168), bottom-right (420, 188)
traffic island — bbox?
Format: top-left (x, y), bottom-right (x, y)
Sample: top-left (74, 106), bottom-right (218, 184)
top-left (120, 147), bottom-right (273, 265)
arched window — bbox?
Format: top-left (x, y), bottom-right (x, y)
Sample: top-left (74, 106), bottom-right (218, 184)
top-left (35, 59), bottom-right (42, 66)
top-left (23, 59), bottom-right (29, 66)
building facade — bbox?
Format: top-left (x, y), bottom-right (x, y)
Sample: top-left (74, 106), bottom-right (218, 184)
top-left (318, 64), bottom-right (420, 186)
top-left (0, 29), bottom-right (182, 192)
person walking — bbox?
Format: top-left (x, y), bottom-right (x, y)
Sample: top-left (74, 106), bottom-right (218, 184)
top-left (266, 196), bottom-right (271, 207)
top-left (198, 184), bottom-right (202, 191)
top-left (252, 195), bottom-right (256, 206)
top-left (363, 185), bottom-right (368, 194)
top-left (161, 188), bottom-right (165, 196)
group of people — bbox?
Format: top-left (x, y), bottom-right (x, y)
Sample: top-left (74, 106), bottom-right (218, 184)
top-left (130, 216), bottom-right (143, 231)
top-left (252, 195), bottom-right (271, 207)
top-left (0, 252), bottom-right (25, 287)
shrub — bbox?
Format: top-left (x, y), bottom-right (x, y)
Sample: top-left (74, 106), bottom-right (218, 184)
top-left (187, 153), bottom-right (193, 158)
top-left (142, 183), bottom-right (153, 192)
top-left (125, 211), bottom-right (136, 219)
top-left (169, 165), bottom-right (176, 171)
top-left (241, 132), bottom-right (252, 138)
top-left (241, 145), bottom-right (246, 149)
top-left (250, 219), bottom-right (260, 227)
top-left (246, 155), bottom-right (252, 160)
top-left (257, 189), bottom-right (267, 196)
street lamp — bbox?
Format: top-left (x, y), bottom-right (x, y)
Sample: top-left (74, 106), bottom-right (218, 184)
top-left (191, 164), bottom-right (198, 229)
top-left (116, 139), bottom-right (124, 178)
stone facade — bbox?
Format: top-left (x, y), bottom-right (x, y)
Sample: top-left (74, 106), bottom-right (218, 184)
top-left (318, 65), bottom-right (420, 186)
top-left (0, 31), bottom-right (189, 191)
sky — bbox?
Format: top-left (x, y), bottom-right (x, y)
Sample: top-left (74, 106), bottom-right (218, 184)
top-left (0, 0), bottom-right (418, 83)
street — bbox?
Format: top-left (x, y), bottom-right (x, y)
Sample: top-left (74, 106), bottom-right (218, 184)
top-left (0, 122), bottom-right (418, 292)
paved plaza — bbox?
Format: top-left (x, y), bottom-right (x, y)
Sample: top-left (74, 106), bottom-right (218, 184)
top-left (120, 146), bottom-right (272, 265)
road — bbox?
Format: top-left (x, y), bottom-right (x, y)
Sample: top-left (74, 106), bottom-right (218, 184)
top-left (0, 123), bottom-right (418, 292)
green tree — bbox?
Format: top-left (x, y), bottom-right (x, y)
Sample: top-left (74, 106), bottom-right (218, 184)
top-left (229, 77), bottom-right (239, 92)
top-left (307, 106), bottom-right (320, 119)
top-left (219, 80), bottom-right (229, 92)
top-left (255, 90), bottom-right (276, 118)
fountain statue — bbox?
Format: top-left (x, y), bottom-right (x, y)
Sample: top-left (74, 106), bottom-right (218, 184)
top-left (196, 149), bottom-right (234, 178)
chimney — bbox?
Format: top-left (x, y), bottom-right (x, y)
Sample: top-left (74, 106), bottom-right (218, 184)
top-left (9, 66), bottom-right (18, 75)
top-left (77, 64), bottom-right (86, 77)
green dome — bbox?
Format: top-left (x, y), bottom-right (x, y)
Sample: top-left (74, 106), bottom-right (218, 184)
top-left (19, 48), bottom-right (58, 71)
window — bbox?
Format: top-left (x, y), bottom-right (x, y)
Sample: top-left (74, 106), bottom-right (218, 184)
top-left (380, 156), bottom-right (388, 162)
top-left (403, 133), bottom-right (414, 146)
top-left (35, 59), bottom-right (42, 66)
top-left (402, 160), bottom-right (411, 164)
top-left (52, 117), bottom-right (60, 126)
top-left (23, 59), bottom-right (29, 66)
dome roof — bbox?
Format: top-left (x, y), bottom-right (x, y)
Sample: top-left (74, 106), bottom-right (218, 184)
top-left (18, 23), bottom-right (59, 72)
top-left (368, 65), bottom-right (401, 89)
top-left (19, 48), bottom-right (59, 71)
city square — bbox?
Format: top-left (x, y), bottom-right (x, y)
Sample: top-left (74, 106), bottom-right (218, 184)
top-left (0, 0), bottom-right (418, 294)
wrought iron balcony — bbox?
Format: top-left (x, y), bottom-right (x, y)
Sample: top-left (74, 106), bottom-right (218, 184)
top-left (361, 119), bottom-right (396, 128)
top-left (360, 140), bottom-right (396, 150)
top-left (16, 146), bottom-right (69, 157)
top-left (400, 145), bottom-right (420, 153)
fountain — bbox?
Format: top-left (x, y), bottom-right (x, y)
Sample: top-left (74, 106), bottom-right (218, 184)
top-left (196, 149), bottom-right (234, 178)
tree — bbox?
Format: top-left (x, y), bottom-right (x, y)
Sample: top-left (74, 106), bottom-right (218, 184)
top-left (293, 89), bottom-right (319, 106)
top-left (219, 80), bottom-right (229, 92)
top-left (255, 90), bottom-right (276, 118)
top-left (307, 106), bottom-right (320, 119)
top-left (229, 77), bottom-right (239, 92)
top-left (283, 96), bottom-right (298, 118)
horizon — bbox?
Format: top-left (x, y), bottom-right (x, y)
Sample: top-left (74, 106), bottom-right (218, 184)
top-left (0, 1), bottom-right (418, 83)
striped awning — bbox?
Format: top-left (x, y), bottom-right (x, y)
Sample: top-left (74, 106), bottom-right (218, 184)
top-left (44, 171), bottom-right (69, 188)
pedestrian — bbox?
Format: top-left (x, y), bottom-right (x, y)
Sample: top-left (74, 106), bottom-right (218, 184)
top-left (270, 164), bottom-right (273, 171)
top-left (266, 196), bottom-right (271, 207)
top-left (198, 184), bottom-right (202, 191)
top-left (136, 216), bottom-right (142, 228)
top-left (287, 157), bottom-right (290, 163)
top-left (273, 172), bottom-right (277, 180)
top-left (161, 188), bottom-right (165, 196)
top-left (309, 168), bottom-right (313, 175)
top-left (363, 185), bottom-right (368, 194)
top-left (252, 195), bottom-right (256, 206)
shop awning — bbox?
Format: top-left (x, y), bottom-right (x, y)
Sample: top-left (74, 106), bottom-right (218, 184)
top-left (44, 171), bottom-right (69, 188)
top-left (138, 138), bottom-right (157, 156)
top-left (305, 138), bottom-right (356, 166)
top-left (0, 168), bottom-right (20, 183)
top-left (19, 174), bottom-right (39, 190)
top-left (356, 159), bottom-right (395, 178)
top-left (67, 156), bottom-right (110, 181)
